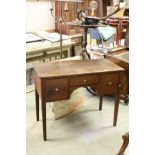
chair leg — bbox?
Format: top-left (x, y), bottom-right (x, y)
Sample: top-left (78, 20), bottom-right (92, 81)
top-left (117, 132), bottom-right (129, 155)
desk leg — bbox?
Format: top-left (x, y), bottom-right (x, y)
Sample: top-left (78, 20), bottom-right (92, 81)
top-left (35, 89), bottom-right (39, 121)
top-left (99, 95), bottom-right (103, 111)
top-left (113, 93), bottom-right (120, 126)
top-left (41, 100), bottom-right (47, 141)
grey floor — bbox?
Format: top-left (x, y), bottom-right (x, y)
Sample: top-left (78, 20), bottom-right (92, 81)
top-left (26, 85), bottom-right (129, 155)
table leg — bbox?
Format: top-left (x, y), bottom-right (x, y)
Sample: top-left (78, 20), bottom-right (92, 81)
top-left (35, 89), bottom-right (39, 121)
top-left (113, 93), bottom-right (120, 126)
top-left (116, 28), bottom-right (120, 47)
top-left (82, 27), bottom-right (90, 60)
top-left (41, 100), bottom-right (47, 141)
top-left (99, 95), bottom-right (103, 111)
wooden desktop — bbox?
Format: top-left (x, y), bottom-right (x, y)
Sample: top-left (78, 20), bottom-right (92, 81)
top-left (34, 59), bottom-right (124, 141)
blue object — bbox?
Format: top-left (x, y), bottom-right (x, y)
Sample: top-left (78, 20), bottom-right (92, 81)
top-left (88, 26), bottom-right (115, 51)
top-left (89, 28), bottom-right (101, 40)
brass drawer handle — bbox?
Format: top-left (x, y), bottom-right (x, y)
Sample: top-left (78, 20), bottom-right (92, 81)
top-left (108, 81), bottom-right (112, 85)
top-left (55, 88), bottom-right (59, 92)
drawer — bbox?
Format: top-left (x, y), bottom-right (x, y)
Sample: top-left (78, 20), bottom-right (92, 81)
top-left (45, 79), bottom-right (68, 101)
top-left (101, 73), bottom-right (119, 94)
top-left (70, 75), bottom-right (99, 86)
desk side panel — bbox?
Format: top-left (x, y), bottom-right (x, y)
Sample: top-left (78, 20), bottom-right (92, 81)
top-left (34, 71), bottom-right (42, 97)
top-left (105, 54), bottom-right (129, 69)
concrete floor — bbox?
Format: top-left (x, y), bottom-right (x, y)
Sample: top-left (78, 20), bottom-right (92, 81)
top-left (26, 85), bottom-right (128, 155)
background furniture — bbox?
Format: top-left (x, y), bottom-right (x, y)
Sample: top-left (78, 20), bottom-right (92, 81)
top-left (89, 27), bottom-right (115, 50)
top-left (66, 22), bottom-right (108, 59)
top-left (26, 41), bottom-right (73, 62)
top-left (106, 17), bottom-right (129, 47)
top-left (69, 33), bottom-right (83, 56)
top-left (86, 47), bottom-right (129, 104)
top-left (55, 0), bottom-right (112, 35)
top-left (52, 0), bottom-right (84, 59)
top-left (26, 40), bottom-right (74, 85)
top-left (55, 0), bottom-right (88, 35)
top-left (34, 59), bottom-right (124, 140)
top-left (26, 33), bottom-right (83, 85)
top-left (105, 48), bottom-right (129, 104)
top-left (117, 132), bottom-right (129, 155)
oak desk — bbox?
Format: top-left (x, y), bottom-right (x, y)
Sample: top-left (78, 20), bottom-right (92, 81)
top-left (34, 59), bottom-right (124, 141)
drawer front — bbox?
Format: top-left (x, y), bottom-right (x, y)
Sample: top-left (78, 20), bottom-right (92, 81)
top-left (101, 73), bottom-right (119, 94)
top-left (46, 79), bottom-right (68, 101)
top-left (70, 75), bottom-right (99, 86)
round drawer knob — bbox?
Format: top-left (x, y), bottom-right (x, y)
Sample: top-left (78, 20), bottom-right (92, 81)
top-left (119, 84), bottom-right (122, 88)
top-left (84, 79), bottom-right (87, 82)
top-left (55, 88), bottom-right (59, 91)
top-left (108, 81), bottom-right (112, 85)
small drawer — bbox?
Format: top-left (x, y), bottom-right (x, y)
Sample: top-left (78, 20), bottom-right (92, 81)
top-left (70, 75), bottom-right (99, 86)
top-left (101, 73), bottom-right (119, 94)
top-left (46, 79), bottom-right (68, 101)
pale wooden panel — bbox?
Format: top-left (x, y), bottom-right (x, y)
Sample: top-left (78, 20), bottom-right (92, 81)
top-left (26, 0), bottom-right (55, 32)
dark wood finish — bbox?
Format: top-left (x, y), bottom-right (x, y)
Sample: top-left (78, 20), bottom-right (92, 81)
top-left (82, 27), bottom-right (90, 59)
top-left (41, 100), bottom-right (46, 141)
top-left (124, 8), bottom-right (129, 17)
top-left (101, 73), bottom-right (119, 94)
top-left (34, 59), bottom-right (123, 78)
top-left (98, 0), bottom-right (110, 17)
top-left (117, 132), bottom-right (129, 155)
top-left (105, 49), bottom-right (129, 104)
top-left (55, 0), bottom-right (110, 34)
top-left (69, 75), bottom-right (99, 86)
top-left (35, 90), bottom-right (39, 121)
top-left (46, 79), bottom-right (68, 102)
top-left (113, 87), bottom-right (120, 126)
top-left (55, 1), bottom-right (89, 35)
top-left (34, 73), bottom-right (42, 97)
top-left (124, 23), bottom-right (129, 48)
top-left (106, 17), bottom-right (129, 47)
top-left (99, 95), bottom-right (103, 111)
top-left (34, 59), bottom-right (124, 140)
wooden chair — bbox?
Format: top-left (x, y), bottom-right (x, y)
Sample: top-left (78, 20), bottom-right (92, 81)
top-left (117, 132), bottom-right (129, 155)
top-left (106, 3), bottom-right (129, 47)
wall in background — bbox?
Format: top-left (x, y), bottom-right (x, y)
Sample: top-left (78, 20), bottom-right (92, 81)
top-left (26, 0), bottom-right (55, 32)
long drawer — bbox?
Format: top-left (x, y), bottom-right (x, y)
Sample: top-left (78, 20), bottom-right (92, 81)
top-left (69, 75), bottom-right (99, 87)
